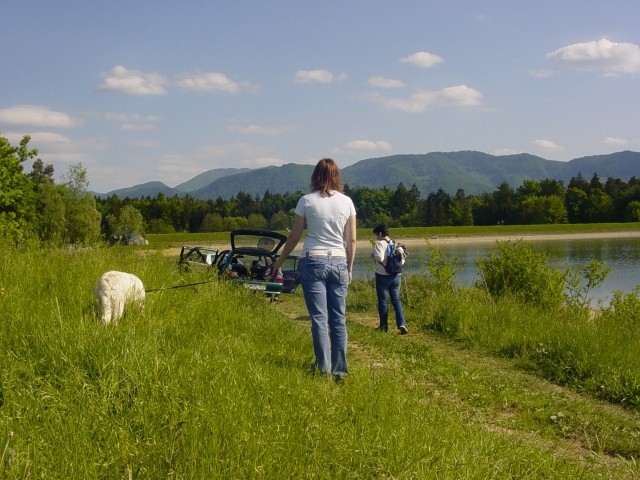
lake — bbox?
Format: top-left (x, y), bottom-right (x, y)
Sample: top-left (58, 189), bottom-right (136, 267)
top-left (353, 236), bottom-right (640, 306)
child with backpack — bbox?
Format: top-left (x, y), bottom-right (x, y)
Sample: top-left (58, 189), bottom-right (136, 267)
top-left (371, 224), bottom-right (409, 335)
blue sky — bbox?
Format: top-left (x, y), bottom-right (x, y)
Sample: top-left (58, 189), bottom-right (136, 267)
top-left (1, 1), bottom-right (639, 193)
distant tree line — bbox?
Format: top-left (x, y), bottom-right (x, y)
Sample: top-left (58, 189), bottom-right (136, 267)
top-left (96, 173), bottom-right (640, 235)
top-left (3, 135), bottom-right (640, 246)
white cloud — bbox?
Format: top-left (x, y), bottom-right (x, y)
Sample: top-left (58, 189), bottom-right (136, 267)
top-left (603, 136), bottom-right (628, 146)
top-left (0, 105), bottom-right (80, 128)
top-left (121, 123), bottom-right (156, 131)
top-left (100, 112), bottom-right (161, 131)
top-left (529, 69), bottom-right (554, 78)
top-left (104, 112), bottom-right (162, 123)
top-left (13, 133), bottom-right (109, 169)
top-left (547, 38), bottom-right (640, 75)
top-left (2, 131), bottom-right (71, 146)
top-left (364, 85), bottom-right (482, 113)
top-left (97, 65), bottom-right (168, 95)
top-left (345, 139), bottom-right (392, 152)
top-left (252, 157), bottom-right (285, 167)
top-left (400, 51), bottom-right (444, 68)
top-left (43, 152), bottom-right (95, 165)
top-left (147, 150), bottom-right (284, 188)
top-left (175, 71), bottom-right (252, 93)
top-left (28, 131), bottom-right (72, 144)
top-left (191, 142), bottom-right (278, 168)
top-left (533, 139), bottom-right (563, 152)
top-left (195, 142), bottom-right (269, 157)
top-left (126, 140), bottom-right (162, 148)
top-left (228, 124), bottom-right (293, 135)
top-left (493, 148), bottom-right (522, 156)
top-left (368, 76), bottom-right (405, 88)
top-left (294, 69), bottom-right (348, 84)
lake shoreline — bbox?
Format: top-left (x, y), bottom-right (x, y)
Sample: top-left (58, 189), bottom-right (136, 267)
top-left (162, 230), bottom-right (640, 257)
top-left (386, 230), bottom-right (640, 249)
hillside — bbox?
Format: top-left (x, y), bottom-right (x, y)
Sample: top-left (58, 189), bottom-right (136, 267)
top-left (97, 180), bottom-right (180, 199)
top-left (341, 151), bottom-right (562, 194)
top-left (174, 167), bottom-right (252, 193)
top-left (556, 150), bottom-right (640, 182)
top-left (191, 163), bottom-right (314, 199)
top-left (100, 150), bottom-right (640, 199)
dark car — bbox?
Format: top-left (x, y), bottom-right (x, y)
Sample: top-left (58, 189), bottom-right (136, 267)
top-left (178, 229), bottom-right (300, 297)
top-left (177, 245), bottom-right (219, 269)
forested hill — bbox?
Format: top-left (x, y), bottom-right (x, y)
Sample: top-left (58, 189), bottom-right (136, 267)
top-left (174, 167), bottom-right (252, 193)
top-left (99, 150), bottom-right (640, 199)
top-left (341, 151), bottom-right (560, 195)
top-left (191, 163), bottom-right (314, 199)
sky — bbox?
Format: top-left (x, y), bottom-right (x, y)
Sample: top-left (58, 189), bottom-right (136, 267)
top-left (1, 1), bottom-right (639, 193)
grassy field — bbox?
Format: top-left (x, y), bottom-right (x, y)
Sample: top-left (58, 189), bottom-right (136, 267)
top-left (1, 242), bottom-right (640, 478)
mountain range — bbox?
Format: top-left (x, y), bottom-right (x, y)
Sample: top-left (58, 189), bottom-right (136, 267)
top-left (97, 150), bottom-right (640, 199)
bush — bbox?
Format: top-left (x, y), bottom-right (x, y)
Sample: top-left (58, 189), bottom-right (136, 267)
top-left (601, 286), bottom-right (640, 326)
top-left (476, 240), bottom-right (566, 310)
top-left (422, 240), bottom-right (463, 292)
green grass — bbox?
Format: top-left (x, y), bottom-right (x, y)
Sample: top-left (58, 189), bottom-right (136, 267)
top-left (1, 245), bottom-right (640, 478)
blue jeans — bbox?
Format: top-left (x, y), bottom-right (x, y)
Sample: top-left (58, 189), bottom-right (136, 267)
top-left (375, 273), bottom-right (407, 330)
top-left (299, 256), bottom-right (349, 377)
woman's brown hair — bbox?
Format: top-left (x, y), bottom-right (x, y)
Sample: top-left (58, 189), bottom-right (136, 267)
top-left (310, 158), bottom-right (344, 196)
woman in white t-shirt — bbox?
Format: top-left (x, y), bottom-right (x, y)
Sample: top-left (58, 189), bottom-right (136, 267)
top-left (270, 158), bottom-right (356, 382)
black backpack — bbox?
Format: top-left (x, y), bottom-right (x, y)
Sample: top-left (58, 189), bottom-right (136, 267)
top-left (383, 240), bottom-right (406, 275)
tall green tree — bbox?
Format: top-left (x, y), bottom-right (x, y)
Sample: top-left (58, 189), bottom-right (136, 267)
top-left (199, 213), bottom-right (225, 232)
top-left (585, 188), bottom-right (613, 222)
top-left (493, 181), bottom-right (514, 224)
top-left (449, 189), bottom-right (474, 226)
top-left (565, 187), bottom-right (589, 223)
top-left (246, 213), bottom-right (268, 229)
top-left (61, 163), bottom-right (101, 244)
top-left (268, 210), bottom-right (291, 231)
top-left (421, 189), bottom-right (453, 226)
top-left (28, 158), bottom-right (55, 184)
top-left (108, 205), bottom-right (145, 238)
top-left (0, 135), bottom-right (37, 241)
top-left (28, 158), bottom-right (66, 243)
top-left (624, 200), bottom-right (640, 222)
top-left (34, 182), bottom-right (66, 243)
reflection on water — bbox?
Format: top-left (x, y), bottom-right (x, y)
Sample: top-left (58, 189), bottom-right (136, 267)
top-left (354, 237), bottom-right (640, 305)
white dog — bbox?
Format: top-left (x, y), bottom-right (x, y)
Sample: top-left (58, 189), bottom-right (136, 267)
top-left (95, 271), bottom-right (145, 324)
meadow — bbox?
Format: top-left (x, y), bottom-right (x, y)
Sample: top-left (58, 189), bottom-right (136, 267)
top-left (2, 234), bottom-right (640, 478)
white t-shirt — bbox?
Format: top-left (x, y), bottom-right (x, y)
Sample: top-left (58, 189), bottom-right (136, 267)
top-left (295, 190), bottom-right (356, 254)
top-left (372, 239), bottom-right (391, 275)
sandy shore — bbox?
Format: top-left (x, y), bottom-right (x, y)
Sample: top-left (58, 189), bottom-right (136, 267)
top-left (163, 230), bottom-right (640, 257)
top-left (388, 229), bottom-right (640, 249)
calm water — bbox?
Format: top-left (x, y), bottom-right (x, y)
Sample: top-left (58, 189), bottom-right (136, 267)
top-left (354, 237), bottom-right (640, 306)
